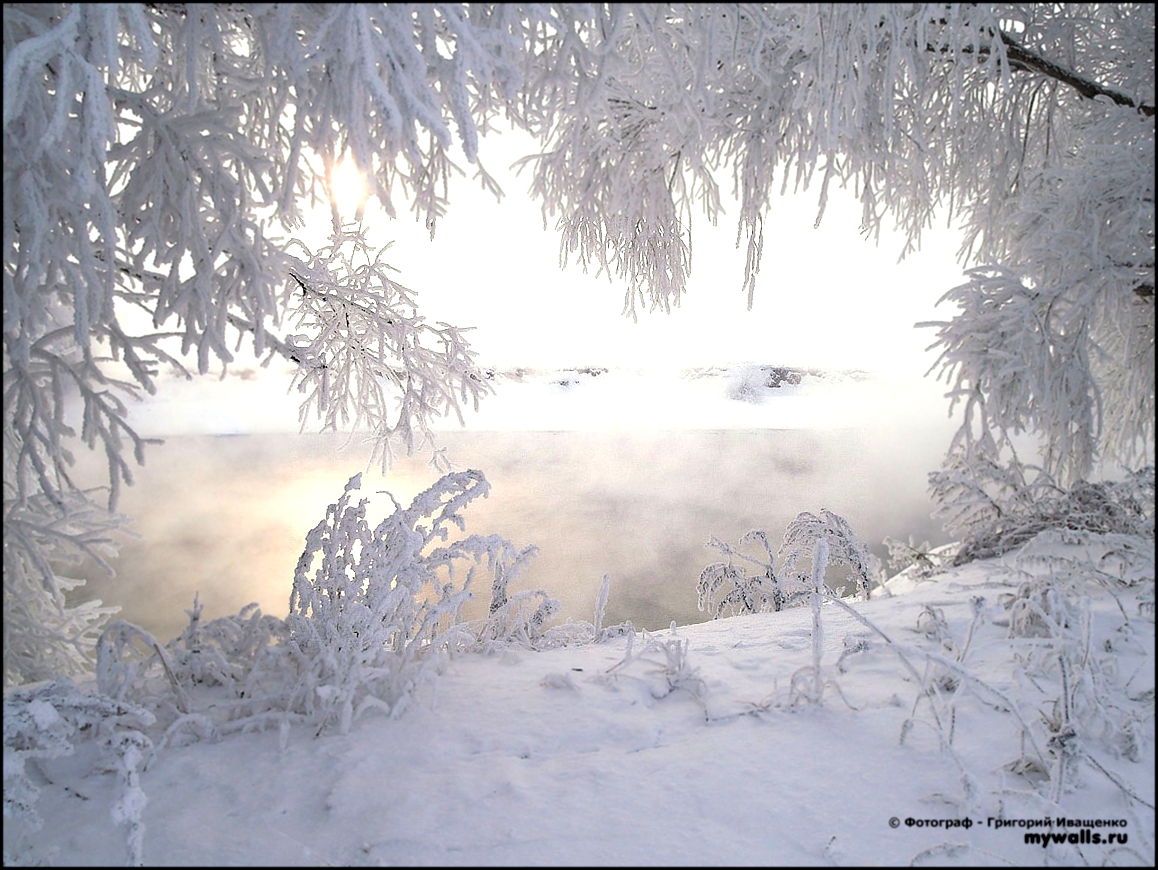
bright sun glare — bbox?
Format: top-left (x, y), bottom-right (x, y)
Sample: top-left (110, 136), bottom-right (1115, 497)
top-left (329, 156), bottom-right (368, 218)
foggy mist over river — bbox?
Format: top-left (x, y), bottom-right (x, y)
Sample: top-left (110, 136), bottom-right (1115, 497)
top-left (74, 397), bottom-right (959, 643)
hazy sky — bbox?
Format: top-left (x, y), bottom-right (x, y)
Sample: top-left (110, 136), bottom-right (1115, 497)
top-left (309, 126), bottom-right (967, 373)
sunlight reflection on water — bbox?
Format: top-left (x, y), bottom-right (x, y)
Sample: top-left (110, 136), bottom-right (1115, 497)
top-left (75, 426), bottom-right (953, 642)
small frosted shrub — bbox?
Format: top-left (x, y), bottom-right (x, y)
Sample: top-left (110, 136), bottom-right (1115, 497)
top-left (86, 604), bottom-right (300, 749)
top-left (650, 636), bottom-right (707, 701)
top-left (285, 470), bottom-right (535, 733)
top-left (698, 530), bottom-right (791, 617)
top-left (96, 620), bottom-right (164, 705)
top-left (164, 596), bottom-right (291, 696)
top-left (481, 541), bottom-right (542, 617)
top-left (473, 571), bottom-right (635, 651)
top-left (930, 457), bottom-right (1154, 566)
top-left (604, 629), bottom-right (707, 703)
top-left (476, 588), bottom-right (559, 646)
top-left (884, 535), bottom-right (946, 578)
top-left (699, 510), bottom-right (879, 618)
top-left (779, 509), bottom-right (881, 601)
top-left (1002, 577), bottom-right (1076, 639)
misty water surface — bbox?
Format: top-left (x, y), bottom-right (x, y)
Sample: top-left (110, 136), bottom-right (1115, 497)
top-left (74, 426), bottom-right (954, 643)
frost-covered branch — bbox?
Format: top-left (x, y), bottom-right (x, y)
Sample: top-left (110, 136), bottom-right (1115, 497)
top-left (282, 226), bottom-right (492, 469)
top-left (2, 490), bottom-right (127, 685)
top-left (779, 509), bottom-right (882, 601)
top-left (921, 94), bottom-right (1154, 483)
top-left (997, 30), bottom-right (1155, 118)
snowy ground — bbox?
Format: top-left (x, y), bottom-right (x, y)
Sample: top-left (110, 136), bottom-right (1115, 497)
top-left (5, 532), bottom-right (1153, 866)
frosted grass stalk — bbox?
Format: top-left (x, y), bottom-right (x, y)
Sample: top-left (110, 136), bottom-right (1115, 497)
top-left (810, 538), bottom-right (829, 702)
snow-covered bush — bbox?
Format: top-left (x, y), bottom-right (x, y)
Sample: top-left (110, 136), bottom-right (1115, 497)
top-left (777, 509), bottom-right (882, 601)
top-left (70, 470), bottom-right (561, 745)
top-left (475, 589), bottom-right (557, 646)
top-left (284, 469), bottom-right (560, 733)
top-left (88, 601), bottom-right (294, 748)
top-left (883, 535), bottom-right (947, 579)
top-left (472, 570), bottom-right (636, 651)
top-left (3, 678), bottom-right (154, 866)
top-left (697, 530), bottom-right (787, 618)
top-left (699, 510), bottom-right (880, 619)
top-left (39, 470), bottom-right (581, 748)
top-left (931, 460), bottom-right (1154, 566)
top-left (482, 540), bottom-right (541, 617)
top-left (86, 606), bottom-right (301, 754)
top-left (163, 596), bottom-right (291, 698)
top-left (96, 620), bottom-right (181, 711)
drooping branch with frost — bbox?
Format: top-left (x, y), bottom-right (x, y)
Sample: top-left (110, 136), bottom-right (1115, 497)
top-left (2, 490), bottom-right (127, 685)
top-left (929, 453), bottom-right (1154, 566)
top-left (697, 529), bottom-right (788, 618)
top-left (921, 104), bottom-right (1154, 485)
top-left (282, 226), bottom-right (492, 470)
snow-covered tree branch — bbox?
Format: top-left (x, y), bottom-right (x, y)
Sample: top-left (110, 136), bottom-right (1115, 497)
top-left (4, 3), bottom-right (1153, 684)
top-left (282, 227), bottom-right (491, 470)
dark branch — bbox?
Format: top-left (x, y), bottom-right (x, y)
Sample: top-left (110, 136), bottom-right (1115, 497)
top-left (999, 31), bottom-right (1155, 118)
top-left (288, 270), bottom-right (312, 296)
top-left (926, 21), bottom-right (1155, 118)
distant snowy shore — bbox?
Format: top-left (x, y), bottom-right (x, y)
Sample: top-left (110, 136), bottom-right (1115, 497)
top-left (122, 360), bottom-right (911, 436)
top-left (455, 363), bottom-right (891, 431)
top-left (476, 362), bottom-right (867, 389)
